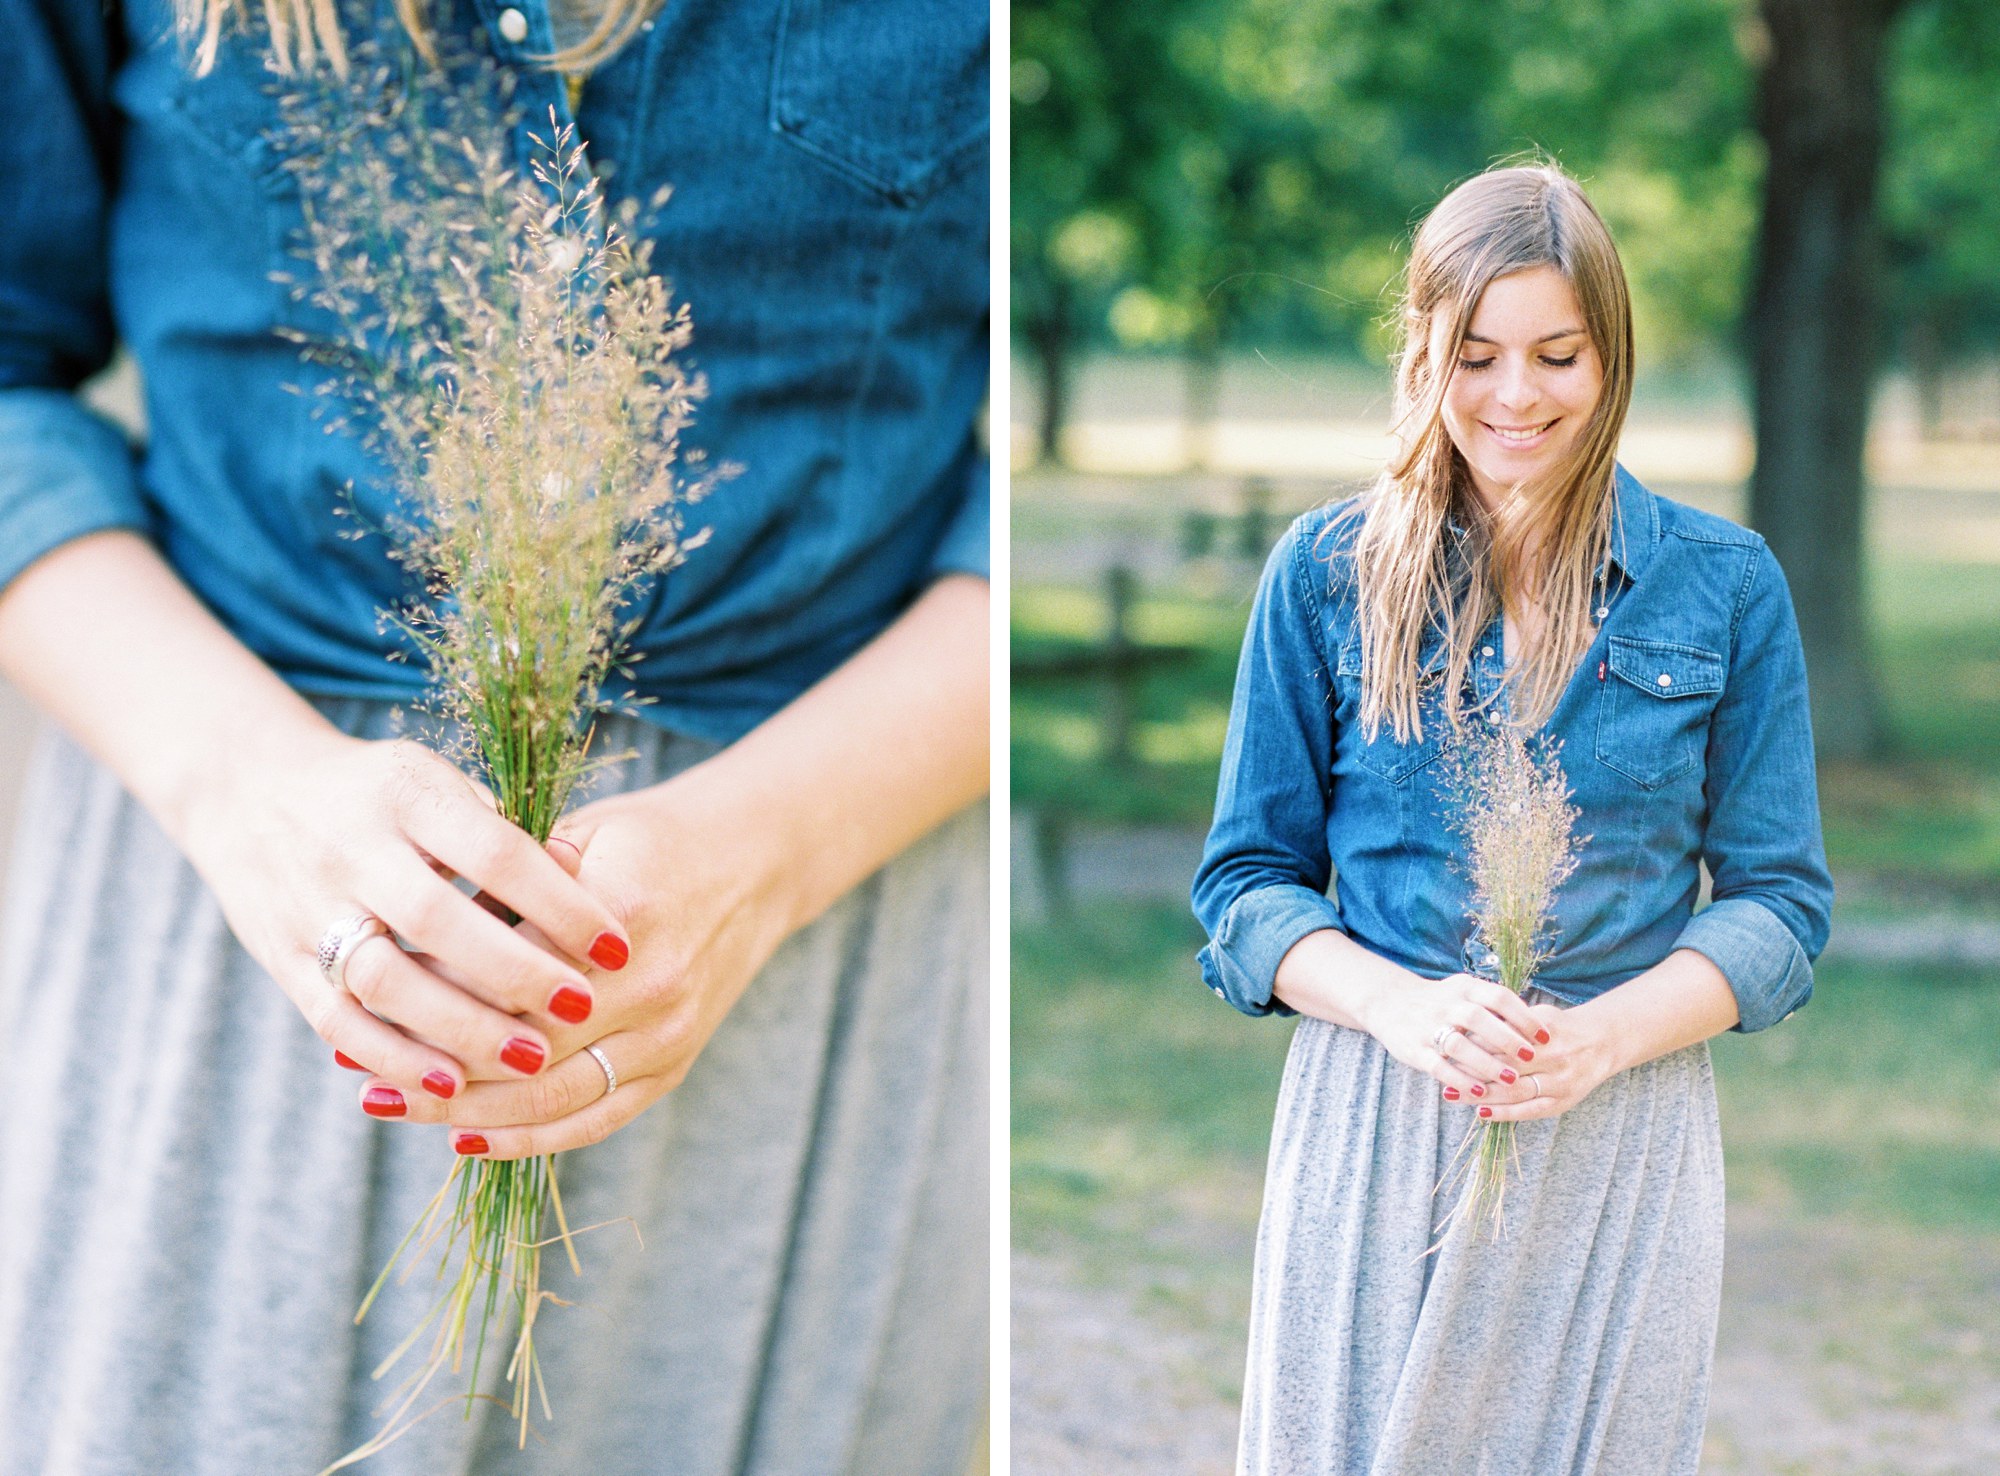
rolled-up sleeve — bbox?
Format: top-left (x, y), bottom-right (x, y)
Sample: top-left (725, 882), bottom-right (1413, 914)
top-left (0, 0), bottom-right (149, 597)
top-left (922, 438), bottom-right (988, 582)
top-left (1672, 539), bottom-right (1835, 1032)
top-left (1191, 512), bottom-right (1344, 1016)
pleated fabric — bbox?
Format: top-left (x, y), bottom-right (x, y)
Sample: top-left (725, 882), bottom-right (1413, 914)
top-left (0, 703), bottom-right (987, 1476)
top-left (1239, 997), bottom-right (1725, 1476)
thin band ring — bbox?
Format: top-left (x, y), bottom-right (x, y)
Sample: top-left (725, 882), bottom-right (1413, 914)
top-left (1528, 1074), bottom-right (1543, 1099)
top-left (586, 1043), bottom-right (619, 1097)
top-left (317, 914), bottom-right (390, 993)
top-left (1432, 1025), bottom-right (1462, 1057)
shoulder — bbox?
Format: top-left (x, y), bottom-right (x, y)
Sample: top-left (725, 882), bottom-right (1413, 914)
top-left (1618, 468), bottom-right (1793, 638)
top-left (1269, 494), bottom-right (1366, 598)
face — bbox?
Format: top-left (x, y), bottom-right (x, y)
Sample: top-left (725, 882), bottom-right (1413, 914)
top-left (1439, 263), bottom-right (1604, 510)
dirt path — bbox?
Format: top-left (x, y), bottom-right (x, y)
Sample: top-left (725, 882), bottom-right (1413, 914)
top-left (1014, 1209), bottom-right (2000, 1474)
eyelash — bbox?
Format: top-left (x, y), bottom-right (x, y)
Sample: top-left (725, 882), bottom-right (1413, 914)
top-left (1457, 353), bottom-right (1580, 373)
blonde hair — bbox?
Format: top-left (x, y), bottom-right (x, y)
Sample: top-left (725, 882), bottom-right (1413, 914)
top-left (178, 0), bottom-right (660, 78)
top-left (1337, 159), bottom-right (1634, 743)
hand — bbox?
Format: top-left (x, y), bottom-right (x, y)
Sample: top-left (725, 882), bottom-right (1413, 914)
top-left (182, 730), bottom-right (631, 1106)
top-left (1461, 998), bottom-right (1623, 1122)
top-left (373, 766), bottom-right (796, 1160)
top-left (1360, 971), bottom-right (1554, 1101)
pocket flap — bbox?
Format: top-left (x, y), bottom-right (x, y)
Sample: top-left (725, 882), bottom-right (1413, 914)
top-left (1606, 636), bottom-right (1724, 698)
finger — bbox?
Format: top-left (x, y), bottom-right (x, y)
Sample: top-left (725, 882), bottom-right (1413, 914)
top-left (1477, 1095), bottom-right (1562, 1124)
top-left (449, 1078), bottom-right (654, 1160)
top-left (1439, 1026), bottom-right (1510, 1085)
top-left (365, 852), bottom-right (595, 1025)
top-left (391, 1036), bottom-right (622, 1126)
top-left (339, 931), bottom-right (559, 1086)
top-left (546, 835), bottom-right (583, 877)
top-left (400, 800), bottom-right (630, 973)
top-left (1424, 1046), bottom-right (1484, 1095)
top-left (308, 978), bottom-right (471, 1103)
top-left (1455, 987), bottom-right (1541, 1060)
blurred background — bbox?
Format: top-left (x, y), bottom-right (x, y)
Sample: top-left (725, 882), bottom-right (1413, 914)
top-left (1011, 1), bottom-right (2000, 1471)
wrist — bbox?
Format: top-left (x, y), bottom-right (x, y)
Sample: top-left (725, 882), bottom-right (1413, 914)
top-left (633, 756), bottom-right (806, 945)
top-left (171, 710), bottom-right (355, 872)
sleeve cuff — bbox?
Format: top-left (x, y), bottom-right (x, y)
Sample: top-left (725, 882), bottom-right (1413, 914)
top-left (1197, 883), bottom-right (1343, 1017)
top-left (922, 451), bottom-right (988, 582)
top-left (0, 389), bottom-right (148, 595)
top-left (1673, 895), bottom-right (1814, 1033)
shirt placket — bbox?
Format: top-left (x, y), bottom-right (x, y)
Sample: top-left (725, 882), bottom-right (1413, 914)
top-left (466, 0), bottom-right (580, 165)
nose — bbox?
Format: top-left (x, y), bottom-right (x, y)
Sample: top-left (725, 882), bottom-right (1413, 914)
top-left (1495, 358), bottom-right (1539, 414)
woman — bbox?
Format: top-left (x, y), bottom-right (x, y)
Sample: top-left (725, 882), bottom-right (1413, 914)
top-left (0, 0), bottom-right (987, 1470)
top-left (1192, 163), bottom-right (1833, 1475)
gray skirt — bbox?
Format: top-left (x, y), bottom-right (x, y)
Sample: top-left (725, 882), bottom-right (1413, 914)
top-left (0, 703), bottom-right (988, 1476)
top-left (1239, 998), bottom-right (1725, 1476)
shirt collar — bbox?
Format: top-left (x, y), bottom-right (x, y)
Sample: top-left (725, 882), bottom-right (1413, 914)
top-left (1444, 463), bottom-right (1658, 584)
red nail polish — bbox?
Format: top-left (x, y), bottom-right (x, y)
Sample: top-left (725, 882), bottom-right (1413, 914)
top-left (1479, 1106), bottom-right (1493, 1119)
top-left (362, 1085), bottom-right (406, 1118)
top-left (454, 1133), bottom-right (490, 1155)
top-left (1519, 1047), bottom-right (1535, 1061)
top-left (333, 1050), bottom-right (366, 1071)
top-left (1470, 1083), bottom-right (1486, 1097)
top-left (500, 1037), bottom-right (545, 1075)
top-left (1535, 1028), bottom-right (1551, 1045)
top-left (422, 1071), bottom-right (457, 1100)
top-left (548, 985), bottom-right (593, 1024)
top-left (588, 932), bottom-right (629, 970)
top-left (1443, 1087), bottom-right (1460, 1100)
top-left (1500, 1068), bottom-right (1518, 1084)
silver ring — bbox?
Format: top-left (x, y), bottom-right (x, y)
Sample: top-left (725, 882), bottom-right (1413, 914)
top-left (1528, 1074), bottom-right (1543, 1099)
top-left (1432, 1025), bottom-right (1462, 1056)
top-left (316, 914), bottom-right (390, 993)
top-left (586, 1043), bottom-right (619, 1096)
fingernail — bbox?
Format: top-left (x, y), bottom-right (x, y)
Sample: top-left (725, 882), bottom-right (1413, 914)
top-left (334, 1050), bottom-right (366, 1071)
top-left (1470, 1083), bottom-right (1486, 1097)
top-left (1519, 1047), bottom-right (1535, 1061)
top-left (1443, 1087), bottom-right (1460, 1100)
top-left (421, 1070), bottom-right (457, 1100)
top-left (454, 1132), bottom-right (489, 1155)
top-left (500, 1037), bottom-right (545, 1075)
top-left (1499, 1068), bottom-right (1518, 1084)
top-left (1479, 1106), bottom-right (1493, 1119)
top-left (549, 837), bottom-right (581, 861)
top-left (588, 932), bottom-right (629, 970)
top-left (548, 984), bottom-right (593, 1024)
top-left (1535, 1028), bottom-right (1552, 1045)
top-left (362, 1085), bottom-right (406, 1118)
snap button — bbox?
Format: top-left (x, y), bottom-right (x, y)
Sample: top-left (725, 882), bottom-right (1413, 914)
top-left (1481, 645), bottom-right (1494, 658)
top-left (497, 6), bottom-right (528, 41)
top-left (1595, 606), bottom-right (1609, 619)
top-left (1657, 673), bottom-right (1672, 687)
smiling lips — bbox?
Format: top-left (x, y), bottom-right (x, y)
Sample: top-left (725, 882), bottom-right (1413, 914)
top-left (1484, 418), bottom-right (1558, 447)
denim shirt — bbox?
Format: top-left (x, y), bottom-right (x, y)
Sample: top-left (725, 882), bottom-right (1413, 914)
top-left (1192, 467), bottom-right (1835, 1034)
top-left (0, 0), bottom-right (987, 744)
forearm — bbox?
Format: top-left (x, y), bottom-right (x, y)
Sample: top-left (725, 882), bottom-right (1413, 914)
top-left (657, 573), bottom-right (989, 937)
top-left (1272, 925), bottom-right (1423, 1033)
top-left (1565, 947), bottom-right (1742, 1075)
top-left (0, 531), bottom-right (345, 852)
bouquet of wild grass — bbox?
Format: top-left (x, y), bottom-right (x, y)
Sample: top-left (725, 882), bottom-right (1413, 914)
top-left (1433, 721), bottom-right (1585, 1242)
top-left (275, 49), bottom-right (715, 1465)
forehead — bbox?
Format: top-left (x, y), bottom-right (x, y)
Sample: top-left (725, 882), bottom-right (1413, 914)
top-left (1464, 264), bottom-right (1585, 339)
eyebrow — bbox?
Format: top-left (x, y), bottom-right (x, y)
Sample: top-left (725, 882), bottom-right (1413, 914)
top-left (1462, 328), bottom-right (1587, 346)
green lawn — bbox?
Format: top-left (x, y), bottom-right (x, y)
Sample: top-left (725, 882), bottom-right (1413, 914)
top-left (1013, 900), bottom-right (2000, 1291)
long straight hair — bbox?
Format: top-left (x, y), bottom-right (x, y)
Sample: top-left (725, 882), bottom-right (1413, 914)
top-left (177, 0), bottom-right (660, 77)
top-left (1337, 160), bottom-right (1635, 743)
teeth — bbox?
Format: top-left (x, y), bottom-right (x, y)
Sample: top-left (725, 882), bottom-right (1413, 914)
top-left (1488, 420), bottom-right (1555, 444)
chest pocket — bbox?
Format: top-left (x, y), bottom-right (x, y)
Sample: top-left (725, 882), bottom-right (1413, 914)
top-left (1335, 639), bottom-right (1461, 786)
top-left (1595, 635), bottom-right (1726, 790)
top-left (771, 0), bottom-right (988, 206)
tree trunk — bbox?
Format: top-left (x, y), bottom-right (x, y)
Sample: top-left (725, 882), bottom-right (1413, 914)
top-left (1748, 0), bottom-right (1907, 761)
top-left (1026, 277), bottom-right (1076, 467)
top-left (1183, 315), bottom-right (1222, 471)
top-left (1907, 317), bottom-right (1946, 441)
